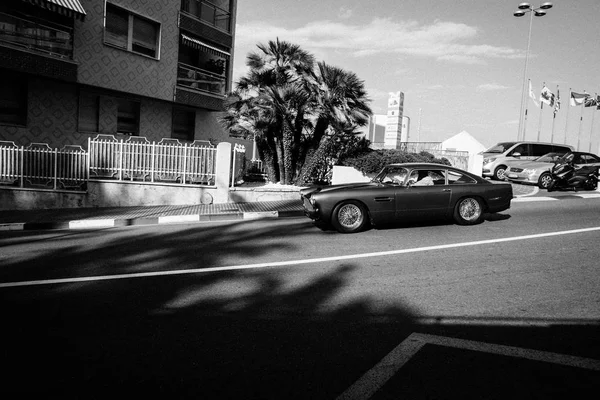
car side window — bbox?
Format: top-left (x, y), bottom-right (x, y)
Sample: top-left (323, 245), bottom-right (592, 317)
top-left (409, 169), bottom-right (446, 186)
top-left (531, 144), bottom-right (552, 157)
top-left (447, 170), bottom-right (476, 185)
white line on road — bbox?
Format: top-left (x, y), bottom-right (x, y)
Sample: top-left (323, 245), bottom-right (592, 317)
top-left (2, 226), bottom-right (600, 288)
top-left (336, 333), bottom-right (600, 400)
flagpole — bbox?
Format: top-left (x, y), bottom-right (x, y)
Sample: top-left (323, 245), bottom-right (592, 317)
top-left (576, 92), bottom-right (586, 151)
top-left (551, 85), bottom-right (559, 143)
top-left (564, 88), bottom-right (572, 145)
top-left (589, 93), bottom-right (597, 152)
top-left (537, 82), bottom-right (544, 141)
top-left (523, 79), bottom-right (531, 141)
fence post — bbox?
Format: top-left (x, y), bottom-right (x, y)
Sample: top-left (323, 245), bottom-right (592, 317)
top-left (53, 148), bottom-right (58, 190)
top-left (19, 146), bottom-right (24, 188)
top-left (214, 142), bottom-right (232, 203)
top-left (118, 140), bottom-right (123, 181)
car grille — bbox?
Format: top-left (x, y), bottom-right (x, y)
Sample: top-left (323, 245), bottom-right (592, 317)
top-left (510, 168), bottom-right (523, 173)
top-left (302, 197), bottom-right (315, 211)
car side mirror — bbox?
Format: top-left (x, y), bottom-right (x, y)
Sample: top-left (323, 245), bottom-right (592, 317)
top-left (513, 152), bottom-right (521, 157)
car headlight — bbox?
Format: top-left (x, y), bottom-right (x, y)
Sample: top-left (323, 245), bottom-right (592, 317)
top-left (523, 168), bottom-right (536, 175)
top-left (309, 197), bottom-right (317, 206)
top-left (483, 157), bottom-right (495, 164)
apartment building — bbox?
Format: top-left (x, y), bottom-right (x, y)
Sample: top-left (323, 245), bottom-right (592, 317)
top-left (0, 0), bottom-right (238, 148)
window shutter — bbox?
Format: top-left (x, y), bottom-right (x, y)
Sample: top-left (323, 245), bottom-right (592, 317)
top-left (105, 5), bottom-right (129, 49)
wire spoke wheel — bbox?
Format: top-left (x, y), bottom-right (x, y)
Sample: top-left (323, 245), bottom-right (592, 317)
top-left (454, 197), bottom-right (483, 225)
top-left (338, 204), bottom-right (363, 229)
top-left (332, 201), bottom-right (368, 233)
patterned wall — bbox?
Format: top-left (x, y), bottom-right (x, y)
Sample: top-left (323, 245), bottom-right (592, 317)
top-left (75, 0), bottom-right (180, 101)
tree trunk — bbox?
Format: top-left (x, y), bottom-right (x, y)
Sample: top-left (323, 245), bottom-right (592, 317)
top-left (282, 123), bottom-right (294, 184)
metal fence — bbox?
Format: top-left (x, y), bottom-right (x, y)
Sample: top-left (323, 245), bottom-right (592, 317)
top-left (1, 135), bottom-right (219, 191)
top-left (0, 141), bottom-right (87, 190)
top-left (88, 135), bottom-right (217, 185)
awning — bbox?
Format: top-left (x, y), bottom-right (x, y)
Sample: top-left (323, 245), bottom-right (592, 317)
top-left (181, 34), bottom-right (230, 59)
top-left (22, 0), bottom-right (87, 21)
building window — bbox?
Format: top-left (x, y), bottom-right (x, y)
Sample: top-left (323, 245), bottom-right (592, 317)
top-left (78, 92), bottom-right (99, 132)
top-left (0, 71), bottom-right (27, 126)
top-left (117, 99), bottom-right (140, 135)
top-left (104, 3), bottom-right (160, 58)
top-left (172, 108), bottom-right (195, 141)
top-left (181, 0), bottom-right (232, 32)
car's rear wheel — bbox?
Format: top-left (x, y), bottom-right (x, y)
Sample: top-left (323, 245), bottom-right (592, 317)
top-left (332, 200), bottom-right (368, 233)
top-left (538, 172), bottom-right (552, 189)
top-left (453, 197), bottom-right (484, 225)
top-left (493, 166), bottom-right (507, 181)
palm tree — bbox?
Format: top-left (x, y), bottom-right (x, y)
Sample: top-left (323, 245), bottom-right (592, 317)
top-left (295, 62), bottom-right (372, 185)
top-left (221, 40), bottom-right (372, 185)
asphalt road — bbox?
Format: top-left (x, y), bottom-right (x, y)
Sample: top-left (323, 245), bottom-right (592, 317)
top-left (1, 197), bottom-right (600, 399)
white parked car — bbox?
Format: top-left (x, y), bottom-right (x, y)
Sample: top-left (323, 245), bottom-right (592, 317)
top-left (505, 151), bottom-right (600, 189)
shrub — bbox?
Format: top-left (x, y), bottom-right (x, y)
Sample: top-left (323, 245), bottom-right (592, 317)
top-left (340, 149), bottom-right (452, 175)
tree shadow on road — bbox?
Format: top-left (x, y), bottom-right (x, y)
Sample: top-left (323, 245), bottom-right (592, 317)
top-left (0, 219), bottom-right (598, 399)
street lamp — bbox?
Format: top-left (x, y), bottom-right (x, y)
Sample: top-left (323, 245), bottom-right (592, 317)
top-left (514, 2), bottom-right (553, 141)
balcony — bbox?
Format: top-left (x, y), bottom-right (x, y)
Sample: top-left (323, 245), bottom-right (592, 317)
top-left (0, 11), bottom-right (73, 60)
top-left (181, 0), bottom-right (231, 33)
top-left (177, 62), bottom-right (226, 96)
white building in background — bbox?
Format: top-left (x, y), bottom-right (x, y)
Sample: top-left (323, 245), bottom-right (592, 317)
top-left (441, 130), bottom-right (486, 175)
top-left (362, 114), bottom-right (410, 149)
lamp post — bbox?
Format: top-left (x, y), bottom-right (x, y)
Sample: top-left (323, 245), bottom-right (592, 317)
top-left (514, 2), bottom-right (553, 141)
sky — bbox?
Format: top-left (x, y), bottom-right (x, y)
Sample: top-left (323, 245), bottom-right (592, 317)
top-left (230, 0), bottom-right (600, 151)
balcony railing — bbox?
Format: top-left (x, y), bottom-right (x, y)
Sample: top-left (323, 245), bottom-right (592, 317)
top-left (181, 0), bottom-right (231, 32)
top-left (177, 62), bottom-right (226, 96)
top-left (0, 11), bottom-right (73, 59)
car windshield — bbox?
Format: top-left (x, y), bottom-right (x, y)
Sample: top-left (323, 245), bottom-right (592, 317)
top-left (535, 152), bottom-right (564, 163)
top-left (484, 142), bottom-right (516, 153)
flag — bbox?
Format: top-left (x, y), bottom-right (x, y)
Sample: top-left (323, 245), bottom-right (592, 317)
top-left (540, 86), bottom-right (554, 106)
top-left (529, 80), bottom-right (539, 107)
top-left (584, 95), bottom-right (598, 108)
top-left (554, 87), bottom-right (560, 115)
top-left (570, 91), bottom-right (588, 106)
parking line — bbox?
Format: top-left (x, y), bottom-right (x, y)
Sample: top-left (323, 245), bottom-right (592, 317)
top-left (336, 333), bottom-right (600, 400)
top-left (2, 226), bottom-right (600, 289)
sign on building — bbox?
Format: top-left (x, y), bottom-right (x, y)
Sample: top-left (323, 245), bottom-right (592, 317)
top-left (384, 91), bottom-right (404, 149)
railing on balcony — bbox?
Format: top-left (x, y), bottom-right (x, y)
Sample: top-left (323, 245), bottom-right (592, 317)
top-left (177, 62), bottom-right (226, 96)
top-left (181, 0), bottom-right (231, 32)
top-left (0, 11), bottom-right (73, 59)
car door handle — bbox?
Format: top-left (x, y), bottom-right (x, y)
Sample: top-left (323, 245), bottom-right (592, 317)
top-left (374, 197), bottom-right (393, 202)
top-left (442, 189), bottom-right (451, 192)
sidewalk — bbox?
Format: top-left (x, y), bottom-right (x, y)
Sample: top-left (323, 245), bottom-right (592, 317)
top-left (0, 182), bottom-right (539, 231)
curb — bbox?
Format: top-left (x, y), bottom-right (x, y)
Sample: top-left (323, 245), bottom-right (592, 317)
top-left (0, 210), bottom-right (305, 231)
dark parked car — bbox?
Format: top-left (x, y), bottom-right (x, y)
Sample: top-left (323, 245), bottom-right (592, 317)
top-left (300, 163), bottom-right (513, 233)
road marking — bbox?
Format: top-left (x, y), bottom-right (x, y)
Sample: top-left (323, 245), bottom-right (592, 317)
top-left (2, 226), bottom-right (600, 288)
top-left (513, 197), bottom-right (557, 202)
top-left (336, 333), bottom-right (600, 400)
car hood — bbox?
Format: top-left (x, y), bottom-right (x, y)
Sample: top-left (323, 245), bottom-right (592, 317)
top-left (300, 182), bottom-right (377, 196)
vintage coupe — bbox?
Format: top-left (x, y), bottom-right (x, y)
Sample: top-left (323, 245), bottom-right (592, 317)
top-left (300, 163), bottom-right (513, 233)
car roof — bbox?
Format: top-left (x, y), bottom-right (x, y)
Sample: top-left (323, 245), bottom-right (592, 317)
top-left (387, 162), bottom-right (456, 168)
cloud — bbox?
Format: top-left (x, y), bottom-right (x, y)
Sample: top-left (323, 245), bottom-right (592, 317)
top-left (338, 7), bottom-right (353, 19)
top-left (476, 83), bottom-right (511, 91)
top-left (234, 17), bottom-right (520, 65)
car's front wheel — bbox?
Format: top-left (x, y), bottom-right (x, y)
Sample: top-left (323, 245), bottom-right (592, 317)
top-left (453, 197), bottom-right (484, 225)
top-left (493, 166), bottom-right (507, 181)
top-left (538, 172), bottom-right (552, 189)
top-left (332, 200), bottom-right (368, 233)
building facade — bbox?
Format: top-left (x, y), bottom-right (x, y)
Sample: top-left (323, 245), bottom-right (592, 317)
top-left (0, 0), bottom-right (239, 148)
